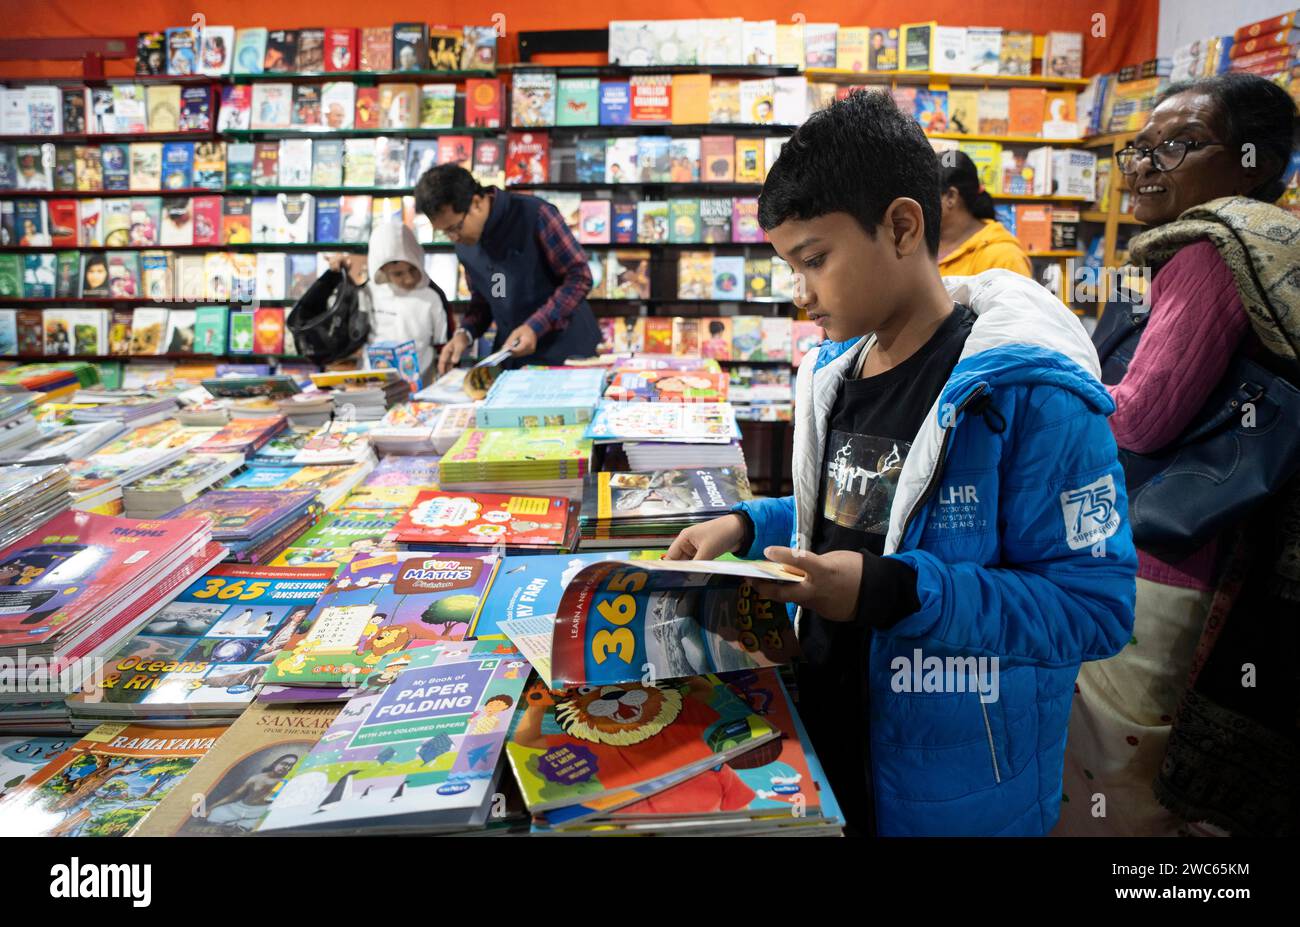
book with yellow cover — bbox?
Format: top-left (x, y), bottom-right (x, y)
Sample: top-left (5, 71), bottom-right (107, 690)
top-left (670, 73), bottom-right (711, 124)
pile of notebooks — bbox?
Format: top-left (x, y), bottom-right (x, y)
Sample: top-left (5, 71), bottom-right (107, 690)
top-left (121, 452), bottom-right (247, 518)
top-left (438, 424), bottom-right (594, 500)
top-left (69, 391), bottom-right (179, 428)
top-left (578, 466), bottom-right (753, 549)
top-left (0, 390), bottom-right (39, 454)
top-left (165, 489), bottom-right (320, 565)
top-left (66, 421), bottom-right (218, 512)
top-left (0, 420), bottom-right (126, 465)
top-left (0, 510), bottom-right (224, 719)
top-left (369, 401), bottom-right (446, 456)
top-left (310, 369), bottom-right (412, 421)
top-left (0, 465), bottom-right (72, 550)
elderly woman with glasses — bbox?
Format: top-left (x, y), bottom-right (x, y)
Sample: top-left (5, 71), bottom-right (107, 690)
top-left (1057, 73), bottom-right (1300, 837)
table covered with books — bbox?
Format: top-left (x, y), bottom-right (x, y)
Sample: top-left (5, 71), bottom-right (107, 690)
top-left (0, 352), bottom-right (842, 837)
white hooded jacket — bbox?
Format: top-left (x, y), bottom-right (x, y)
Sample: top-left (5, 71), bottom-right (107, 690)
top-left (364, 221), bottom-right (449, 381)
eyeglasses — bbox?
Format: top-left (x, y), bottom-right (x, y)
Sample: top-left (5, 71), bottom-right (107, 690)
top-left (439, 213), bottom-right (468, 239)
top-left (1115, 139), bottom-right (1225, 175)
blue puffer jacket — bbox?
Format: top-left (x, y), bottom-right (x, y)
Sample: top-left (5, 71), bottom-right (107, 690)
top-left (738, 270), bottom-right (1137, 836)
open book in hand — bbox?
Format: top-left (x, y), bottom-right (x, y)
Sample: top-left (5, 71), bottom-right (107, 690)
top-left (549, 558), bottom-right (803, 687)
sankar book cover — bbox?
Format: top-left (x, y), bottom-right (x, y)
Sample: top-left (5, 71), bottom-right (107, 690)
top-left (256, 640), bottom-right (529, 834)
top-left (132, 701), bottom-right (342, 835)
top-left (261, 552), bottom-right (500, 687)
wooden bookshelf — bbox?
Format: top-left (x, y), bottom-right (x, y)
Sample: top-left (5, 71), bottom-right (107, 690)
top-left (1080, 130), bottom-right (1139, 271)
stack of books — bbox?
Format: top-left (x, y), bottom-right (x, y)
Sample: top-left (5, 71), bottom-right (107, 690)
top-left (578, 467), bottom-right (752, 549)
top-left (0, 391), bottom-right (40, 455)
top-left (369, 401), bottom-right (445, 456)
top-left (0, 510), bottom-right (224, 719)
top-left (310, 369), bottom-right (411, 420)
top-left (0, 464), bottom-right (72, 550)
top-left (66, 562), bottom-right (335, 731)
top-left (121, 452), bottom-right (247, 518)
top-left (195, 415), bottom-right (288, 455)
top-left (68, 391), bottom-right (179, 428)
top-left (66, 420), bottom-right (218, 512)
top-left (222, 459), bottom-right (374, 509)
top-left (337, 455), bottom-right (439, 512)
top-left (390, 490), bottom-right (578, 553)
top-left (165, 489), bottom-right (319, 565)
top-left (291, 420), bottom-right (379, 466)
top-left (0, 420), bottom-right (125, 465)
top-left (438, 425), bottom-right (593, 500)
top-left (585, 400), bottom-right (747, 471)
top-left (476, 368), bottom-right (606, 428)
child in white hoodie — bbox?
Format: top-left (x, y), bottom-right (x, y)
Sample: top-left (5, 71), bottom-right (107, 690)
top-left (329, 221), bottom-right (450, 382)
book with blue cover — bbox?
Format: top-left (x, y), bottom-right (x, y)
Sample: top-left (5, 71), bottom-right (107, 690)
top-left (161, 142), bottom-right (194, 189)
top-left (257, 638), bottom-right (528, 834)
top-left (598, 81), bottom-right (631, 125)
top-left (476, 368), bottom-right (605, 428)
top-left (472, 551), bottom-right (654, 638)
top-left (314, 196), bottom-right (341, 242)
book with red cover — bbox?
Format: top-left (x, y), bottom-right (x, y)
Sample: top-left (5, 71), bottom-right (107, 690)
top-left (253, 306), bottom-right (285, 354)
top-left (191, 195), bottom-right (223, 246)
top-left (393, 491), bottom-right (573, 550)
top-left (354, 87), bottom-right (380, 129)
top-left (0, 510), bottom-right (211, 651)
top-left (505, 132), bottom-right (550, 186)
top-left (325, 27), bottom-right (358, 71)
top-left (47, 200), bottom-right (79, 247)
top-left (464, 78), bottom-right (504, 128)
top-left (196, 417), bottom-right (287, 455)
top-left (437, 135), bottom-right (474, 169)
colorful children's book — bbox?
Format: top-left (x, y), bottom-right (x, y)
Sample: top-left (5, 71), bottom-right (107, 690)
top-left (260, 552), bottom-right (499, 686)
top-left (392, 491), bottom-right (573, 551)
top-left (289, 510), bottom-right (401, 550)
top-left (0, 722), bottom-right (223, 836)
top-left (258, 639), bottom-right (528, 834)
top-left (0, 736), bottom-right (73, 800)
top-left (585, 401), bottom-right (741, 444)
top-left (504, 673), bottom-right (779, 820)
top-left (604, 369), bottom-right (729, 402)
top-left (163, 489), bottom-right (316, 542)
top-left (473, 551), bottom-right (652, 638)
top-left (65, 564), bottom-right (334, 725)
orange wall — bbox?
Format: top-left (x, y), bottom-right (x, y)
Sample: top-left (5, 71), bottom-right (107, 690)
top-left (0, 0), bottom-right (1157, 77)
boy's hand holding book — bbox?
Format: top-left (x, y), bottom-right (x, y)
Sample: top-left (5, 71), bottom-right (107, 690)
top-left (665, 513), bottom-right (748, 561)
top-left (753, 546), bottom-right (863, 622)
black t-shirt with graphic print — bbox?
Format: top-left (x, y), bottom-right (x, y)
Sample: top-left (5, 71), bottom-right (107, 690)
top-left (797, 303), bottom-right (973, 834)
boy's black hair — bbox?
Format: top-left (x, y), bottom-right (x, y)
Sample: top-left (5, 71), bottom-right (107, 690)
top-left (413, 163), bottom-right (484, 218)
top-left (939, 150), bottom-right (997, 221)
top-left (1157, 72), bottom-right (1298, 202)
top-left (758, 89), bottom-right (942, 256)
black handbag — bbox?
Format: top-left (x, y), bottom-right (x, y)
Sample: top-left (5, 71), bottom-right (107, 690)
top-left (1093, 296), bottom-right (1300, 560)
top-left (286, 269), bottom-right (370, 365)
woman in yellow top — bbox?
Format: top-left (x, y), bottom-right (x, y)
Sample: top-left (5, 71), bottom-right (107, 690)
top-left (936, 151), bottom-right (1032, 277)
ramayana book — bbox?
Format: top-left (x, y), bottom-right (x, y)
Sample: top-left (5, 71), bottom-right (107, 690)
top-left (0, 722), bottom-right (224, 836)
top-left (550, 558), bottom-right (801, 687)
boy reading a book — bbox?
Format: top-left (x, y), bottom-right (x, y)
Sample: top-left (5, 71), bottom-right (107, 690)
top-left (666, 91), bottom-right (1137, 836)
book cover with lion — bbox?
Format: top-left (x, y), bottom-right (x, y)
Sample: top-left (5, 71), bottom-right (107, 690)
top-left (261, 552), bottom-right (499, 688)
top-left (505, 674), bottom-right (779, 822)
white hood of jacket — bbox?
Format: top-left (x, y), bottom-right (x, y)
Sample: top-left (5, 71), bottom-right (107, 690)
top-left (364, 221), bottom-right (448, 380)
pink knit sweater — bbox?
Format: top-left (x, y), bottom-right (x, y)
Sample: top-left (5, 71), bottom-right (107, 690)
top-left (1107, 240), bottom-right (1251, 590)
